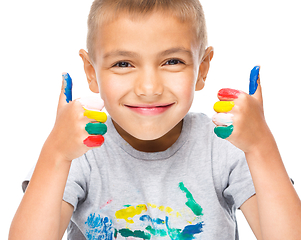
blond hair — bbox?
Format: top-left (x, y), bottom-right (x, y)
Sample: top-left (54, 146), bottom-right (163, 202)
top-left (87, 0), bottom-right (208, 61)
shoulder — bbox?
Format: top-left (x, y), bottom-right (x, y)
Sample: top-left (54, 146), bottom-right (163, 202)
top-left (186, 112), bottom-right (245, 165)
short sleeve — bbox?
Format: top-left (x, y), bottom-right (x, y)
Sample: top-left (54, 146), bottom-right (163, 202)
top-left (63, 154), bottom-right (91, 211)
top-left (215, 137), bottom-right (256, 209)
top-left (21, 154), bottom-right (90, 212)
top-left (22, 165), bottom-right (36, 193)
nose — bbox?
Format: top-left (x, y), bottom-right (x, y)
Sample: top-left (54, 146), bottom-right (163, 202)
top-left (134, 68), bottom-right (164, 97)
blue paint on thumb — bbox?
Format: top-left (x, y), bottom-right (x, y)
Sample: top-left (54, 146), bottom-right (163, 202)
top-left (249, 66), bottom-right (260, 95)
top-left (63, 72), bottom-right (72, 103)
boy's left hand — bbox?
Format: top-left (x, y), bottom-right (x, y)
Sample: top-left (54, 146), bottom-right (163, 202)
top-left (212, 68), bottom-right (272, 153)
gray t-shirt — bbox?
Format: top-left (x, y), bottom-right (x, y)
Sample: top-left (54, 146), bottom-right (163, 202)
top-left (24, 112), bottom-right (255, 240)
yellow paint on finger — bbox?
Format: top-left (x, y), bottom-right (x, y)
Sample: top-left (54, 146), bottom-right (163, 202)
top-left (213, 101), bottom-right (235, 113)
top-left (83, 108), bottom-right (107, 123)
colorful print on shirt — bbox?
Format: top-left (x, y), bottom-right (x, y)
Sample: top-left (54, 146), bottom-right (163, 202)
top-left (85, 182), bottom-right (204, 240)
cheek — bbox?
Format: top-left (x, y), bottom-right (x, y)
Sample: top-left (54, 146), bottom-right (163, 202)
top-left (168, 73), bottom-right (196, 105)
top-left (98, 73), bottom-right (129, 106)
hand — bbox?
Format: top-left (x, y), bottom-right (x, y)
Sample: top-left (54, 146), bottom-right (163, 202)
top-left (212, 66), bottom-right (271, 153)
top-left (44, 73), bottom-right (107, 161)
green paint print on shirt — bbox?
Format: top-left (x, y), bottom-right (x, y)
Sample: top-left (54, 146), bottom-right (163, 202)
top-left (179, 182), bottom-right (203, 216)
top-left (119, 228), bottom-right (151, 239)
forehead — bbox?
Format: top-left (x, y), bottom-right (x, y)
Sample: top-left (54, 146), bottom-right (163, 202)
top-left (93, 11), bottom-right (200, 62)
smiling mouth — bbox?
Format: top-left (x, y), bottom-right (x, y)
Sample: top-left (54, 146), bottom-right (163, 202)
top-left (124, 103), bottom-right (175, 116)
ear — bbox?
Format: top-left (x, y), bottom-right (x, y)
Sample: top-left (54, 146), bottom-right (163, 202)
top-left (79, 49), bottom-right (99, 93)
top-left (195, 46), bottom-right (214, 91)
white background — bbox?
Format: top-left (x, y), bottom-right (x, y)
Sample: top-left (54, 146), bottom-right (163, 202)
top-left (1, 1), bottom-right (300, 239)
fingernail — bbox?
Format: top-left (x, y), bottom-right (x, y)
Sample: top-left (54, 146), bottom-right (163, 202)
top-left (83, 135), bottom-right (105, 147)
top-left (213, 101), bottom-right (235, 113)
top-left (83, 109), bottom-right (107, 123)
top-left (218, 88), bottom-right (242, 100)
top-left (85, 122), bottom-right (107, 135)
top-left (77, 96), bottom-right (105, 111)
top-left (214, 125), bottom-right (234, 139)
top-left (62, 72), bottom-right (72, 103)
top-left (249, 66), bottom-right (260, 95)
top-left (212, 113), bottom-right (233, 126)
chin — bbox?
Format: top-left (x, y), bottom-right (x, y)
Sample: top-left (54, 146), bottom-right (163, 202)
top-left (130, 128), bottom-right (167, 141)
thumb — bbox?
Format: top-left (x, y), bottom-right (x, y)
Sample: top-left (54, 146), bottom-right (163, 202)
top-left (58, 72), bottom-right (73, 110)
top-left (249, 66), bottom-right (263, 105)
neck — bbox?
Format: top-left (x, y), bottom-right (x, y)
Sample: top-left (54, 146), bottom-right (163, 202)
top-left (112, 120), bottom-right (183, 152)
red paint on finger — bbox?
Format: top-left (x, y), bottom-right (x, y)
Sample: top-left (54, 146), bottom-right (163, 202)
top-left (218, 88), bottom-right (242, 100)
top-left (84, 135), bottom-right (104, 147)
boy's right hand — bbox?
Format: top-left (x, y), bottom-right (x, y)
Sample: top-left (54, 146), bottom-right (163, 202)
top-left (44, 74), bottom-right (106, 162)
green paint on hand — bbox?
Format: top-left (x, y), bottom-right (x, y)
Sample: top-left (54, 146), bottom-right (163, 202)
top-left (85, 122), bottom-right (107, 135)
top-left (119, 228), bottom-right (151, 239)
top-left (214, 125), bottom-right (234, 139)
top-left (179, 182), bottom-right (203, 216)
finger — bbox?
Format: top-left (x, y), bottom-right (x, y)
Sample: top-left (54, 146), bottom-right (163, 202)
top-left (217, 88), bottom-right (243, 101)
top-left (249, 66), bottom-right (260, 95)
top-left (85, 122), bottom-right (107, 135)
top-left (77, 96), bottom-right (104, 111)
top-left (58, 72), bottom-right (72, 110)
top-left (77, 96), bottom-right (107, 122)
top-left (252, 73), bottom-right (263, 106)
top-left (249, 65), bottom-right (263, 106)
top-left (213, 101), bottom-right (235, 113)
top-left (212, 113), bottom-right (233, 126)
top-left (83, 109), bottom-right (107, 122)
top-left (84, 135), bottom-right (105, 147)
top-left (62, 72), bottom-right (72, 103)
top-left (214, 125), bottom-right (234, 139)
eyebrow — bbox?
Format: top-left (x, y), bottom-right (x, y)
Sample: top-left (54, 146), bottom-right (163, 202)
top-left (158, 47), bottom-right (193, 58)
top-left (103, 47), bottom-right (193, 59)
top-left (103, 50), bottom-right (139, 59)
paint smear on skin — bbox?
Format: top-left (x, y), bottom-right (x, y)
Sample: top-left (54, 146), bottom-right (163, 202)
top-left (179, 182), bottom-right (203, 216)
top-left (115, 204), bottom-right (147, 223)
top-left (118, 228), bottom-right (151, 240)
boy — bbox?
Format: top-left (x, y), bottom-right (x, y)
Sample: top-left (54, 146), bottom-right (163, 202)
top-left (9, 0), bottom-right (301, 239)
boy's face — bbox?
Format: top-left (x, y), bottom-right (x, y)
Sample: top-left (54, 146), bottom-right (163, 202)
top-left (84, 11), bottom-right (209, 141)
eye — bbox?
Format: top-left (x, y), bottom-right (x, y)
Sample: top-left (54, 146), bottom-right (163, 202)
top-left (164, 59), bottom-right (184, 66)
top-left (113, 61), bottom-right (133, 68)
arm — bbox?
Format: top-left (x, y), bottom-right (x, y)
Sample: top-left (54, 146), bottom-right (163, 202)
top-left (240, 195), bottom-right (262, 240)
top-left (9, 146), bottom-right (73, 240)
top-left (213, 69), bottom-right (301, 239)
top-left (244, 132), bottom-right (301, 239)
top-left (9, 75), bottom-right (98, 240)
top-left (240, 132), bottom-right (301, 240)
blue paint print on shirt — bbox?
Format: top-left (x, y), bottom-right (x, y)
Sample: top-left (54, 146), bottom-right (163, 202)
top-left (85, 182), bottom-right (205, 239)
top-left (85, 214), bottom-right (114, 240)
